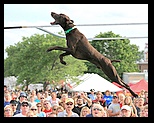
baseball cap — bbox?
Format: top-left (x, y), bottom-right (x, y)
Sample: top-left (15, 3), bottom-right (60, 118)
top-left (90, 89), bottom-right (95, 92)
top-left (10, 100), bottom-right (18, 105)
top-left (21, 101), bottom-right (30, 106)
top-left (65, 98), bottom-right (74, 104)
top-left (121, 105), bottom-right (131, 111)
top-left (113, 93), bottom-right (118, 98)
top-left (19, 92), bottom-right (27, 98)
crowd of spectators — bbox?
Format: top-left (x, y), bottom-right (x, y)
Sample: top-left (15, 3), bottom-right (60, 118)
top-left (4, 85), bottom-right (148, 117)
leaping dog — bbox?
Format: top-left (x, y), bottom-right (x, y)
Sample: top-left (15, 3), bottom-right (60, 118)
top-left (47, 12), bottom-right (138, 97)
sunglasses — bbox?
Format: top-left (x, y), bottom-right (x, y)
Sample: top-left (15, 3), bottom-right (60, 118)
top-left (11, 104), bottom-right (16, 106)
top-left (40, 98), bottom-right (44, 99)
top-left (44, 103), bottom-right (49, 105)
top-left (31, 109), bottom-right (37, 111)
top-left (37, 106), bottom-right (42, 107)
top-left (53, 109), bottom-right (57, 110)
top-left (22, 105), bottom-right (28, 107)
top-left (93, 108), bottom-right (102, 111)
top-left (4, 109), bottom-right (11, 112)
top-left (66, 103), bottom-right (73, 105)
top-left (113, 96), bottom-right (118, 99)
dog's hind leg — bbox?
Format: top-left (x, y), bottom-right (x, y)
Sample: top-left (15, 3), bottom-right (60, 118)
top-left (59, 52), bottom-right (71, 65)
top-left (47, 46), bottom-right (72, 52)
top-left (111, 60), bottom-right (121, 63)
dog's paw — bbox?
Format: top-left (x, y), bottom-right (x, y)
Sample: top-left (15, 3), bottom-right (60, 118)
top-left (60, 61), bottom-right (67, 65)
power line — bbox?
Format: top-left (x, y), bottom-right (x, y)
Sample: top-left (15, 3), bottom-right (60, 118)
top-left (88, 37), bottom-right (148, 41)
top-left (4, 23), bottom-right (148, 29)
top-left (76, 23), bottom-right (148, 26)
top-left (36, 27), bottom-right (148, 40)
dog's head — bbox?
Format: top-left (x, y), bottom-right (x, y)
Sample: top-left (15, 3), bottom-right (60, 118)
top-left (50, 12), bottom-right (75, 31)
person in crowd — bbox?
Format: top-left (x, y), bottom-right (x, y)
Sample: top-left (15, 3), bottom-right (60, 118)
top-left (42, 99), bottom-right (52, 117)
top-left (144, 93), bottom-right (148, 106)
top-left (139, 104), bottom-right (148, 117)
top-left (30, 105), bottom-right (38, 117)
top-left (48, 112), bottom-right (57, 117)
top-left (4, 93), bottom-right (12, 107)
top-left (123, 96), bottom-right (138, 117)
top-left (103, 90), bottom-right (113, 108)
top-left (11, 91), bottom-right (18, 100)
top-left (92, 91), bottom-right (107, 109)
top-left (49, 91), bottom-right (61, 106)
top-left (13, 101), bottom-right (30, 117)
top-left (4, 105), bottom-right (14, 117)
top-left (135, 97), bottom-right (145, 117)
top-left (122, 89), bottom-right (127, 96)
top-left (103, 109), bottom-right (109, 117)
top-left (139, 90), bottom-right (146, 98)
top-left (118, 93), bottom-right (126, 108)
top-left (57, 98), bottom-right (79, 117)
top-left (44, 91), bottom-right (51, 100)
top-left (36, 102), bottom-right (46, 117)
top-left (29, 95), bottom-right (37, 106)
top-left (80, 106), bottom-right (91, 117)
top-left (88, 89), bottom-right (96, 101)
top-left (10, 100), bottom-right (21, 116)
top-left (59, 93), bottom-right (68, 109)
top-left (119, 105), bottom-right (132, 117)
top-left (4, 85), bottom-right (8, 93)
top-left (34, 92), bottom-right (41, 103)
top-left (72, 91), bottom-right (80, 105)
top-left (91, 103), bottom-right (105, 117)
top-left (51, 104), bottom-right (59, 115)
top-left (107, 94), bottom-right (121, 117)
top-left (16, 92), bottom-right (28, 111)
top-left (31, 90), bottom-right (37, 100)
top-left (56, 105), bottom-right (64, 115)
top-left (133, 98), bottom-right (139, 108)
top-left (82, 92), bottom-right (89, 104)
top-left (26, 110), bottom-right (37, 117)
top-left (72, 92), bottom-right (92, 116)
top-left (39, 94), bottom-right (46, 111)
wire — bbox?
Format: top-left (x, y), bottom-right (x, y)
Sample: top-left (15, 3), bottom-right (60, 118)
top-left (4, 23), bottom-right (148, 29)
top-left (36, 27), bottom-right (148, 40)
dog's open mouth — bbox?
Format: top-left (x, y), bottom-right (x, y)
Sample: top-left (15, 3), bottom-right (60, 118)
top-left (50, 20), bottom-right (58, 25)
top-left (50, 12), bottom-right (59, 25)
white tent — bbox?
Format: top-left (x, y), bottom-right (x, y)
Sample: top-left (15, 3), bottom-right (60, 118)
top-left (72, 73), bottom-right (122, 92)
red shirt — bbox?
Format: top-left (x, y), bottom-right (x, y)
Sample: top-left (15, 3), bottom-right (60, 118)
top-left (43, 108), bottom-right (52, 117)
top-left (92, 99), bottom-right (106, 107)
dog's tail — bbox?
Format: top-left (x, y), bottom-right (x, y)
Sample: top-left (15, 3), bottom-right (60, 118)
top-left (98, 58), bottom-right (138, 97)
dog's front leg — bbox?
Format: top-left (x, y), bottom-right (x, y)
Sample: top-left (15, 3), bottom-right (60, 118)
top-left (46, 46), bottom-right (72, 52)
top-left (59, 52), bottom-right (71, 65)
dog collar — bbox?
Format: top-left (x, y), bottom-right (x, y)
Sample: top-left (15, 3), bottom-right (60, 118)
top-left (65, 27), bottom-right (75, 34)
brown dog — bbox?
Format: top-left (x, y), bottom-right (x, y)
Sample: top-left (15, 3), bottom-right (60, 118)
top-left (47, 12), bottom-right (138, 97)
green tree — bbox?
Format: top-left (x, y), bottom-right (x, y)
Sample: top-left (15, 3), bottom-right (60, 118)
top-left (4, 34), bottom-right (87, 89)
top-left (84, 31), bottom-right (141, 81)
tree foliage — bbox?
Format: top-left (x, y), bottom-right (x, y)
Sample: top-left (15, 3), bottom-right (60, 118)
top-left (84, 31), bottom-right (142, 81)
top-left (4, 34), bottom-right (87, 87)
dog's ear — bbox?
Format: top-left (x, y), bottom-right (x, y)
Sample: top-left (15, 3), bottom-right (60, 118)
top-left (67, 20), bottom-right (74, 24)
top-left (66, 19), bottom-right (75, 26)
top-left (70, 20), bottom-right (74, 23)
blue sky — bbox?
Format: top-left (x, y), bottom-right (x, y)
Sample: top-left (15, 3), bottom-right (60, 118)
top-left (4, 4), bottom-right (148, 59)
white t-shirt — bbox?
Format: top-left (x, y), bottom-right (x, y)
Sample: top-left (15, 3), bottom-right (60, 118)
top-left (13, 113), bottom-right (26, 117)
top-left (49, 98), bottom-right (60, 106)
